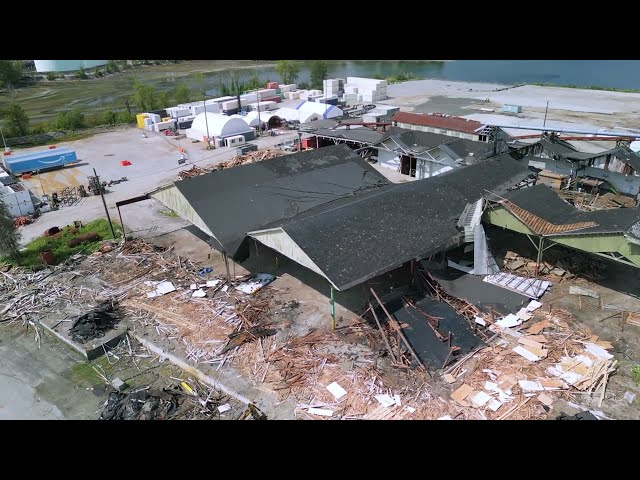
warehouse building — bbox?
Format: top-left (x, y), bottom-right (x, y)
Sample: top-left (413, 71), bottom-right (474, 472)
top-left (372, 127), bottom-right (496, 179)
top-left (392, 112), bottom-right (490, 142)
top-left (510, 133), bottom-right (640, 197)
top-left (149, 145), bottom-right (530, 291)
top-left (186, 113), bottom-right (255, 145)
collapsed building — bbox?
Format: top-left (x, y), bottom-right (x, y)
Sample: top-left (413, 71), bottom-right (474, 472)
top-left (510, 133), bottom-right (640, 198)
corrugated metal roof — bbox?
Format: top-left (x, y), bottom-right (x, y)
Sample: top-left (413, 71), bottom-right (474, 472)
top-left (500, 199), bottom-right (598, 235)
top-left (392, 112), bottom-right (484, 135)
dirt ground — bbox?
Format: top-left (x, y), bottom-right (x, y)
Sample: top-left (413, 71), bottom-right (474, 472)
top-left (15, 127), bottom-right (298, 246)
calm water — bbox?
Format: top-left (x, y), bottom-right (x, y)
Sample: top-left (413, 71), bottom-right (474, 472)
top-left (167, 60), bottom-right (640, 97)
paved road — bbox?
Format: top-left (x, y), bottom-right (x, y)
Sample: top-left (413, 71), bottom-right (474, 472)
top-left (0, 324), bottom-right (102, 420)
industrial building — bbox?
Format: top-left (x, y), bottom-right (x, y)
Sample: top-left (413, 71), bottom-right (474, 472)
top-left (186, 113), bottom-right (255, 146)
top-left (484, 183), bottom-right (640, 269)
top-left (148, 144), bottom-right (531, 291)
top-left (34, 60), bottom-right (108, 72)
top-left (371, 127), bottom-right (498, 179)
top-left (392, 112), bottom-right (490, 142)
top-left (510, 133), bottom-right (640, 197)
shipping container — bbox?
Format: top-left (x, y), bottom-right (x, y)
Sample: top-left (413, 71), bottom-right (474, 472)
top-left (267, 82), bottom-right (279, 89)
top-left (0, 183), bottom-right (34, 217)
top-left (2, 148), bottom-right (78, 175)
top-left (136, 113), bottom-right (149, 128)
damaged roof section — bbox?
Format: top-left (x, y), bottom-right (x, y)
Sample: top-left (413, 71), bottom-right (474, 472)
top-left (388, 296), bottom-right (482, 369)
top-left (171, 144), bottom-right (391, 255)
top-left (492, 184), bottom-right (640, 238)
top-left (254, 154), bottom-right (531, 290)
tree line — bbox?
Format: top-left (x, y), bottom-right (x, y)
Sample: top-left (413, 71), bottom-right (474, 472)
top-left (0, 81), bottom-right (198, 139)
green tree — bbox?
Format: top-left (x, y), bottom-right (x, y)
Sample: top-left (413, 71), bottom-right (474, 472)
top-left (104, 110), bottom-right (118, 126)
top-left (106, 60), bottom-right (120, 74)
top-left (95, 69), bottom-right (104, 78)
top-left (46, 72), bottom-right (57, 81)
top-left (275, 60), bottom-right (299, 85)
top-left (0, 60), bottom-right (24, 88)
top-left (132, 81), bottom-right (157, 111)
top-left (157, 91), bottom-right (170, 108)
top-left (116, 111), bottom-right (134, 124)
top-left (54, 109), bottom-right (85, 131)
top-left (309, 60), bottom-right (328, 89)
top-left (0, 196), bottom-right (20, 261)
top-left (246, 73), bottom-right (262, 91)
top-left (173, 83), bottom-right (191, 104)
top-left (74, 68), bottom-right (88, 80)
top-left (0, 102), bottom-right (30, 137)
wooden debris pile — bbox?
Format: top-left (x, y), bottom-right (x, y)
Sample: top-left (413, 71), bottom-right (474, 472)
top-left (501, 247), bottom-right (607, 281)
top-left (176, 149), bottom-right (286, 180)
top-left (441, 305), bottom-right (618, 419)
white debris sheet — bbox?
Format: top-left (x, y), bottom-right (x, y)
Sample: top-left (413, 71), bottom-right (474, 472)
top-left (326, 382), bottom-right (347, 400)
top-left (217, 404), bottom-right (231, 413)
top-left (483, 273), bottom-right (551, 299)
top-left (308, 408), bottom-right (333, 417)
top-left (374, 394), bottom-right (396, 408)
top-left (145, 280), bottom-right (176, 298)
top-left (235, 273), bottom-right (276, 294)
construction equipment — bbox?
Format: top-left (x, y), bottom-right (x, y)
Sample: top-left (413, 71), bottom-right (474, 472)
top-left (87, 175), bottom-right (106, 196)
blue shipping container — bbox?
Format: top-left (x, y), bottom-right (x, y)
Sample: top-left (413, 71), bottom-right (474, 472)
top-left (2, 148), bottom-right (78, 175)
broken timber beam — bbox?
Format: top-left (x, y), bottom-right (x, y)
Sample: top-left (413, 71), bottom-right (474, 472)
top-left (369, 301), bottom-right (397, 363)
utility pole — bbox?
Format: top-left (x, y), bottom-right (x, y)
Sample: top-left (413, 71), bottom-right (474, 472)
top-left (202, 94), bottom-right (211, 148)
top-left (0, 125), bottom-right (7, 151)
top-left (93, 168), bottom-right (116, 240)
top-left (256, 88), bottom-right (261, 137)
top-left (543, 100), bottom-right (549, 128)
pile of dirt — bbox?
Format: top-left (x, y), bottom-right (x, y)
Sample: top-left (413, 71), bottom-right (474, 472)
top-left (69, 300), bottom-right (122, 343)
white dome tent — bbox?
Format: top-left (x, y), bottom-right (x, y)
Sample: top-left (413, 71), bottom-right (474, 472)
top-left (187, 112), bottom-right (254, 142)
top-left (236, 112), bottom-right (266, 128)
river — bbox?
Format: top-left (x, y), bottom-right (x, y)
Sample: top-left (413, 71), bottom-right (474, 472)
top-left (195, 60), bottom-right (640, 95)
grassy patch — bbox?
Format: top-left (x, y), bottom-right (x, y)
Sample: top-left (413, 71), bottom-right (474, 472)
top-left (4, 218), bottom-right (121, 268)
top-left (158, 209), bottom-right (179, 218)
top-left (385, 72), bottom-right (419, 84)
top-left (632, 365), bottom-right (640, 385)
top-left (531, 82), bottom-right (640, 94)
top-left (66, 356), bottom-right (114, 386)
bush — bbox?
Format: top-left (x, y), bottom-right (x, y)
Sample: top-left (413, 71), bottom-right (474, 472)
top-left (106, 60), bottom-right (120, 74)
top-left (633, 365), bottom-right (640, 385)
top-left (31, 124), bottom-right (46, 134)
top-left (46, 72), bottom-right (57, 81)
top-left (74, 68), bottom-right (88, 80)
top-left (104, 110), bottom-right (118, 126)
top-left (95, 69), bottom-right (104, 78)
top-left (55, 109), bottom-right (86, 131)
top-left (116, 111), bottom-right (134, 124)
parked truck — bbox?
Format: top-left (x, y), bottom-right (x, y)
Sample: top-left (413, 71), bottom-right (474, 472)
top-left (1, 147), bottom-right (78, 175)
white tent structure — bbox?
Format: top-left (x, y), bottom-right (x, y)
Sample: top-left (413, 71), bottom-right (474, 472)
top-left (296, 101), bottom-right (343, 119)
top-left (237, 111), bottom-right (266, 128)
top-left (273, 108), bottom-right (322, 124)
top-left (187, 112), bottom-right (253, 142)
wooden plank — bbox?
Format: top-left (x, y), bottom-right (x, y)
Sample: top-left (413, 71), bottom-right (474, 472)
top-left (443, 373), bottom-right (456, 384)
top-left (451, 383), bottom-right (474, 404)
top-left (537, 392), bottom-right (554, 406)
top-left (527, 320), bottom-right (551, 335)
top-left (518, 337), bottom-right (545, 350)
top-left (369, 301), bottom-right (397, 364)
top-left (539, 378), bottom-right (565, 389)
top-left (523, 334), bottom-right (548, 343)
top-left (522, 344), bottom-right (548, 358)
